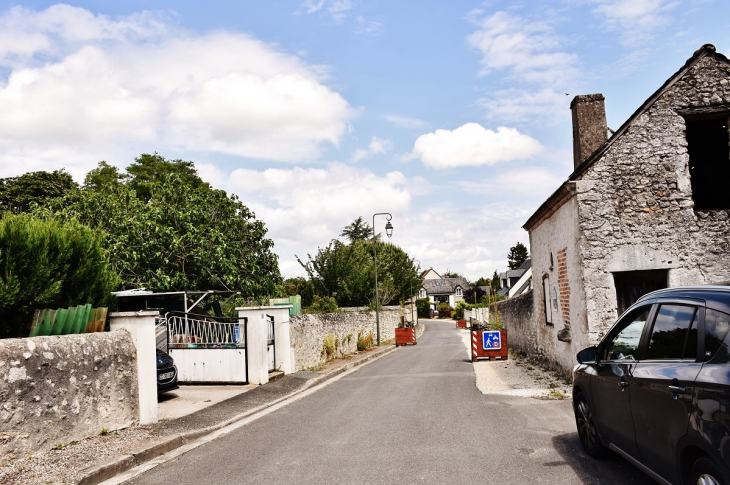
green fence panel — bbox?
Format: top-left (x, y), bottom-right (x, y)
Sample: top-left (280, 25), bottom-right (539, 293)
top-left (36, 309), bottom-right (56, 337)
top-left (50, 308), bottom-right (69, 336)
top-left (28, 309), bottom-right (44, 338)
top-left (61, 306), bottom-right (77, 335)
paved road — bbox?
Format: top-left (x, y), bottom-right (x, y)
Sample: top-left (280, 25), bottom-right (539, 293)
top-left (126, 320), bottom-right (655, 485)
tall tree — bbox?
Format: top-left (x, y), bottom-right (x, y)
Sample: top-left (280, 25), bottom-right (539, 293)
top-left (442, 269), bottom-right (464, 279)
top-left (491, 270), bottom-right (501, 291)
top-left (507, 242), bottom-right (529, 270)
top-left (340, 216), bottom-right (373, 243)
top-left (126, 153), bottom-right (210, 202)
top-left (0, 169), bottom-right (78, 213)
top-left (83, 161), bottom-right (127, 191)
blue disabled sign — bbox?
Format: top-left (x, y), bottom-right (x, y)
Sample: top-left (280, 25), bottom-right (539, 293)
top-left (482, 331), bottom-right (501, 350)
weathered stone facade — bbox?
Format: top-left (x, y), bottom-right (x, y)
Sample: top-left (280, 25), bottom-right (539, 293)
top-left (524, 45), bottom-right (730, 374)
top-left (289, 306), bottom-right (400, 371)
top-left (496, 291), bottom-right (536, 355)
top-left (0, 331), bottom-right (138, 459)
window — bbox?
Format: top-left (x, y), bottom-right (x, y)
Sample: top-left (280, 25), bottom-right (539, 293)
top-left (705, 309), bottom-right (730, 361)
top-left (604, 308), bottom-right (651, 361)
top-left (418, 289), bottom-right (426, 299)
top-left (684, 114), bottom-right (730, 210)
top-left (613, 269), bottom-right (668, 315)
top-left (645, 305), bottom-right (698, 360)
top-left (543, 276), bottom-right (553, 325)
top-left (455, 286), bottom-right (462, 296)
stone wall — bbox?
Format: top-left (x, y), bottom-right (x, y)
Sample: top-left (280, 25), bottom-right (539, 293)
top-left (0, 331), bottom-right (138, 459)
top-left (496, 291), bottom-right (537, 354)
top-left (577, 52), bottom-right (730, 342)
top-left (289, 306), bottom-right (400, 371)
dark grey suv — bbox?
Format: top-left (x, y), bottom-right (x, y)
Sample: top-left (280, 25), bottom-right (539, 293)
top-left (573, 286), bottom-right (730, 485)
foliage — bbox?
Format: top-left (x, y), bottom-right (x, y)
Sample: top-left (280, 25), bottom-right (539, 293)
top-left (416, 298), bottom-right (431, 318)
top-left (491, 270), bottom-right (501, 291)
top-left (0, 213), bottom-right (120, 338)
top-left (508, 242), bottom-right (529, 270)
top-left (472, 276), bottom-right (492, 287)
top-left (322, 334), bottom-right (337, 360)
top-left (339, 216), bottom-right (373, 243)
top-left (437, 303), bottom-right (451, 319)
top-left (441, 269), bottom-right (464, 279)
top-left (297, 237), bottom-right (420, 308)
top-left (125, 153), bottom-right (211, 202)
top-left (282, 277), bottom-right (314, 307)
top-left (0, 170), bottom-right (78, 213)
top-left (356, 330), bottom-right (374, 351)
top-left (83, 162), bottom-right (126, 191)
top-left (463, 286), bottom-right (488, 305)
top-left (43, 168), bottom-right (281, 294)
top-left (306, 295), bottom-right (339, 314)
top-left (454, 301), bottom-right (467, 320)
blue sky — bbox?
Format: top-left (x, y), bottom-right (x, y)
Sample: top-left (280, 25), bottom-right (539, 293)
top-left (0, 0), bottom-right (728, 280)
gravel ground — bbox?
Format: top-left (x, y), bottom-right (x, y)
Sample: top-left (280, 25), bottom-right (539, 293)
top-left (0, 425), bottom-right (162, 485)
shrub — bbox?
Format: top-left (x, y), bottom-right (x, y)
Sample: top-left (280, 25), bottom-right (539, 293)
top-left (306, 295), bottom-right (339, 314)
top-left (437, 303), bottom-right (451, 319)
top-left (454, 301), bottom-right (467, 320)
top-left (322, 334), bottom-right (336, 360)
top-left (416, 298), bottom-right (431, 318)
top-left (357, 330), bottom-right (374, 351)
top-left (0, 213), bottom-right (120, 338)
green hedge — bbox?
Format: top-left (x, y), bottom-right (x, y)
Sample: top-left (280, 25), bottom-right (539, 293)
top-left (0, 213), bottom-right (119, 338)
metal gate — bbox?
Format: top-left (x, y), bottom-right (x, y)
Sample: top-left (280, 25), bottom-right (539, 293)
top-left (266, 314), bottom-right (275, 372)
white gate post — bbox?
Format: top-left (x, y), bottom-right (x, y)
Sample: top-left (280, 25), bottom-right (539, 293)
top-left (109, 311), bottom-right (159, 425)
top-left (269, 306), bottom-right (292, 374)
top-left (237, 307), bottom-right (269, 385)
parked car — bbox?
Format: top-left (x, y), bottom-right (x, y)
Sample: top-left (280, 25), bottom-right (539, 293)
top-left (156, 348), bottom-right (179, 394)
top-left (573, 286), bottom-right (730, 485)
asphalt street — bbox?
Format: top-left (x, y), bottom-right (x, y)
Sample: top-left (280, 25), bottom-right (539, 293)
top-left (125, 321), bottom-right (656, 484)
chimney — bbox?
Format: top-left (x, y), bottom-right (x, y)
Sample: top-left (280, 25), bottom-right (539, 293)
top-left (570, 94), bottom-right (607, 168)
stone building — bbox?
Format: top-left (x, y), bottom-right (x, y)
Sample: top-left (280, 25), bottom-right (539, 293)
top-left (522, 44), bottom-right (730, 374)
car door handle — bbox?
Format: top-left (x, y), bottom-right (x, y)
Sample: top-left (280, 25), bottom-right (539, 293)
top-left (668, 385), bottom-right (688, 395)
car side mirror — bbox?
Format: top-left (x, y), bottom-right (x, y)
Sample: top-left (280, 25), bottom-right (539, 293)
top-left (577, 346), bottom-right (598, 364)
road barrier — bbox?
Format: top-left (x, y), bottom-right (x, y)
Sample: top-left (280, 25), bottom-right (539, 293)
top-left (471, 329), bottom-right (508, 361)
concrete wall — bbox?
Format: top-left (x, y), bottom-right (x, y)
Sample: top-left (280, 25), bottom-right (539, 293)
top-left (497, 291), bottom-right (536, 355)
top-left (289, 306), bottom-right (400, 371)
top-left (528, 196), bottom-right (590, 374)
top-left (0, 331), bottom-right (138, 460)
top-left (577, 54), bottom-right (730, 343)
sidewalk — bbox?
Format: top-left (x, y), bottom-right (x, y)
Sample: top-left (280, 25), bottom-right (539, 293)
top-left (0, 325), bottom-right (425, 485)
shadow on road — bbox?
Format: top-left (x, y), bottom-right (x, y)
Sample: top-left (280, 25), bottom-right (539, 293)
top-left (552, 433), bottom-right (656, 484)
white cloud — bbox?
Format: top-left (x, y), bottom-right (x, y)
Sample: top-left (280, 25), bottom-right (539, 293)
top-left (457, 167), bottom-right (565, 198)
top-left (408, 123), bottom-right (542, 169)
top-left (354, 16), bottom-right (383, 35)
top-left (466, 10), bottom-right (581, 123)
top-left (589, 0), bottom-right (675, 46)
top-left (0, 4), bottom-right (353, 178)
top-left (384, 114), bottom-right (430, 129)
top-left (352, 136), bottom-right (392, 162)
top-left (302, 0), bottom-right (355, 23)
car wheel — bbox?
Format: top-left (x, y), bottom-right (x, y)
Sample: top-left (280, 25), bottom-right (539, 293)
top-left (575, 393), bottom-right (606, 458)
top-left (690, 457), bottom-right (728, 485)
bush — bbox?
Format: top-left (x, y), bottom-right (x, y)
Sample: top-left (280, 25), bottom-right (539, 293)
top-left (356, 330), bottom-right (374, 351)
top-left (416, 298), bottom-right (430, 318)
top-left (455, 301), bottom-right (467, 320)
top-left (306, 295), bottom-right (339, 314)
top-left (437, 303), bottom-right (451, 319)
top-left (0, 213), bottom-right (120, 338)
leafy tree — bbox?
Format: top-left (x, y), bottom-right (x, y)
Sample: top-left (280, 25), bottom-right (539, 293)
top-left (306, 295), bottom-right (339, 314)
top-left (416, 298), bottom-right (431, 318)
top-left (46, 172), bottom-right (281, 295)
top-left (297, 239), bottom-right (421, 308)
top-left (0, 213), bottom-right (120, 338)
top-left (283, 277), bottom-right (314, 307)
top-left (491, 270), bottom-right (501, 291)
top-left (0, 169), bottom-right (78, 213)
top-left (83, 161), bottom-right (127, 191)
top-left (442, 269), bottom-right (464, 279)
top-left (126, 153), bottom-right (210, 202)
top-left (340, 216), bottom-right (373, 243)
top-left (472, 276), bottom-right (492, 287)
top-left (463, 286), bottom-right (487, 305)
top-left (508, 242), bottom-right (529, 270)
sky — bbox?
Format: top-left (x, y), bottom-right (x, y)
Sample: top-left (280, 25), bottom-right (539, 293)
top-left (0, 0), bottom-right (728, 281)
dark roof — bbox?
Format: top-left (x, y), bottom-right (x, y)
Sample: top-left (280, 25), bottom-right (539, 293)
top-left (517, 258), bottom-right (531, 271)
top-left (422, 277), bottom-right (469, 295)
top-left (497, 287), bottom-right (510, 296)
top-left (523, 44), bottom-right (730, 232)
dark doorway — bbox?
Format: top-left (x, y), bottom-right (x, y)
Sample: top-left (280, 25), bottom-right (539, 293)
top-left (613, 269), bottom-right (668, 315)
top-left (684, 115), bottom-right (730, 210)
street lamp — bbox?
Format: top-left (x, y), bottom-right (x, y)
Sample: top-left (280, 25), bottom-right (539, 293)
top-left (373, 212), bottom-right (393, 346)
top-left (411, 260), bottom-right (421, 327)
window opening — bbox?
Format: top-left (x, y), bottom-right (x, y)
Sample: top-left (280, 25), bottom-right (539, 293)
top-left (705, 309), bottom-right (730, 361)
top-left (455, 286), bottom-right (462, 296)
top-left (646, 305), bottom-right (697, 360)
top-left (613, 269), bottom-right (668, 316)
top-left (543, 276), bottom-right (553, 325)
top-left (684, 115), bottom-right (730, 210)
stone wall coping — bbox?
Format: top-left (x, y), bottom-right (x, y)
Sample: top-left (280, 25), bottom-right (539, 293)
top-left (109, 311), bottom-right (161, 317)
top-left (235, 305), bottom-right (292, 311)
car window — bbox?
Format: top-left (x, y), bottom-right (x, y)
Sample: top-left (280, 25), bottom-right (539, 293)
top-left (604, 308), bottom-right (650, 361)
top-left (705, 309), bottom-right (730, 361)
top-left (646, 305), bottom-right (698, 360)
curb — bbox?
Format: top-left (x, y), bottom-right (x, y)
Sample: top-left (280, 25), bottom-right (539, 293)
top-left (76, 344), bottom-right (398, 485)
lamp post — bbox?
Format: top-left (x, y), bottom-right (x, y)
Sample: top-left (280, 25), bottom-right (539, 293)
top-left (411, 260), bottom-right (420, 327)
top-left (373, 212), bottom-right (393, 346)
